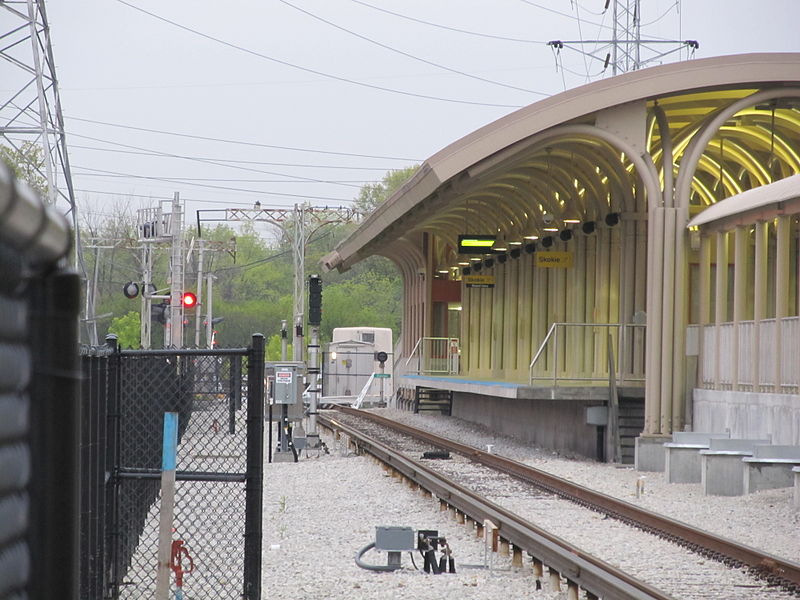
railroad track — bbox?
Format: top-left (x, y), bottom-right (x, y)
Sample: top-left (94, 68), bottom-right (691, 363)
top-left (319, 406), bottom-right (800, 598)
top-left (318, 410), bottom-right (674, 600)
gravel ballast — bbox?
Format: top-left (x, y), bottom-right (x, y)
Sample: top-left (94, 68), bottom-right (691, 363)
top-left (262, 409), bottom-right (800, 599)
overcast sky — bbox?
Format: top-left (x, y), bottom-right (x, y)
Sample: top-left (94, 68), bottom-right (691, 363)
top-left (38, 0), bottom-right (799, 230)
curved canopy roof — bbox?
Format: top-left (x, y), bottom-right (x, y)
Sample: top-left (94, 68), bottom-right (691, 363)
top-left (687, 172), bottom-right (800, 231)
top-left (324, 53), bottom-right (800, 273)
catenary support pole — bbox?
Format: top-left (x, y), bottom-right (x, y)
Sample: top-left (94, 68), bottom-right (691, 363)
top-left (155, 412), bottom-right (179, 600)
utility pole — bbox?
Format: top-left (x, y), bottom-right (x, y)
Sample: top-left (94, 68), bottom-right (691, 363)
top-left (548, 0), bottom-right (698, 76)
top-left (0, 0), bottom-right (90, 339)
top-left (197, 203), bottom-right (362, 354)
top-left (167, 193), bottom-right (185, 348)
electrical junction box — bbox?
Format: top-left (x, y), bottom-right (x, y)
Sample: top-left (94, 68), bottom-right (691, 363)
top-left (375, 526), bottom-right (415, 552)
top-left (272, 363), bottom-right (303, 405)
top-left (586, 405), bottom-right (608, 426)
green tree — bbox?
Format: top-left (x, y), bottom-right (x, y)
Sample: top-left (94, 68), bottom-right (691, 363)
top-left (354, 165), bottom-right (418, 214)
top-left (0, 142), bottom-right (48, 196)
top-left (108, 311), bottom-right (141, 348)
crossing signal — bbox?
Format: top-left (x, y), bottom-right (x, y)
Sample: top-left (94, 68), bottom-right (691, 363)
top-left (182, 292), bottom-right (197, 308)
top-left (308, 275), bottom-right (322, 326)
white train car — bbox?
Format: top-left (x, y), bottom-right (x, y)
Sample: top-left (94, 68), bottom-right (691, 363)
top-left (323, 327), bottom-right (393, 404)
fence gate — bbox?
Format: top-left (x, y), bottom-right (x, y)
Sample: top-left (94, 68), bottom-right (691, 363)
top-left (81, 335), bottom-right (264, 600)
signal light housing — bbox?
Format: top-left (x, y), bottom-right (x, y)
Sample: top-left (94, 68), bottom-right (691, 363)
top-left (181, 292), bottom-right (197, 308)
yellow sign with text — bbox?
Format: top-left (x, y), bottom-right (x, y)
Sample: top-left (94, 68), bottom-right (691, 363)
top-left (463, 274), bottom-right (495, 288)
top-left (535, 251), bottom-right (574, 268)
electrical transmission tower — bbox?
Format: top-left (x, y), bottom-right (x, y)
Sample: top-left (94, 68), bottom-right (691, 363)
top-left (0, 0), bottom-right (92, 337)
top-left (548, 0), bottom-right (698, 76)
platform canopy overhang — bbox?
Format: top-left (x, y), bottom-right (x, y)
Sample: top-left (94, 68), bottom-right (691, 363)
top-left (322, 53), bottom-right (800, 275)
top-left (687, 172), bottom-right (800, 232)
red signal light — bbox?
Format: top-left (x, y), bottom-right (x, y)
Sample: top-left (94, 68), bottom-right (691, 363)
top-left (181, 292), bottom-right (197, 308)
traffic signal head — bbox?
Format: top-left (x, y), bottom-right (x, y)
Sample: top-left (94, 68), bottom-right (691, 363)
top-left (182, 292), bottom-right (197, 308)
top-left (308, 275), bottom-right (322, 326)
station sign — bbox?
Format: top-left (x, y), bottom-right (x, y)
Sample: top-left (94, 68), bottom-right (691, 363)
top-left (535, 251), bottom-right (574, 268)
top-left (463, 274), bottom-right (495, 288)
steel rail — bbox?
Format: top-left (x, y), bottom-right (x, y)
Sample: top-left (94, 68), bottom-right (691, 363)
top-left (335, 406), bottom-right (800, 592)
top-left (318, 412), bottom-right (675, 600)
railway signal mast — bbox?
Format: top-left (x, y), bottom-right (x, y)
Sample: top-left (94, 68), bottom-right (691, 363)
top-left (548, 0), bottom-right (698, 76)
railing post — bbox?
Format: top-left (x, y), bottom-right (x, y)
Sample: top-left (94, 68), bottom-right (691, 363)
top-left (552, 325), bottom-right (559, 386)
top-left (244, 334), bottom-right (265, 600)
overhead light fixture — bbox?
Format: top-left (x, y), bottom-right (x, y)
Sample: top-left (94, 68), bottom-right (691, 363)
top-left (524, 235), bottom-right (539, 240)
top-left (462, 267), bottom-right (471, 276)
top-left (497, 254), bottom-right (508, 264)
top-left (438, 269), bottom-right (449, 274)
top-left (543, 227), bottom-right (559, 232)
top-left (563, 218), bottom-right (580, 224)
top-left (605, 213), bottom-right (620, 227)
top-left (559, 229), bottom-right (573, 242)
top-left (458, 234), bottom-right (496, 253)
top-left (458, 261), bottom-right (470, 266)
top-left (541, 236), bottom-right (554, 248)
top-left (524, 242), bottom-right (537, 254)
top-left (582, 221), bottom-right (596, 235)
top-left (508, 241), bottom-right (522, 246)
top-left (472, 262), bottom-right (482, 272)
top-left (484, 258), bottom-right (495, 268)
top-left (470, 257), bottom-right (482, 262)
top-left (509, 248), bottom-right (521, 259)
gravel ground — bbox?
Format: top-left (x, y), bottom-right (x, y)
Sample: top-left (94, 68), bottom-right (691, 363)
top-left (367, 409), bottom-right (800, 564)
top-left (261, 409), bottom-right (800, 599)
top-left (262, 436), bottom-right (566, 599)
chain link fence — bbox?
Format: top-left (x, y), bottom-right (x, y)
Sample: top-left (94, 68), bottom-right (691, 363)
top-left (80, 338), bottom-right (265, 600)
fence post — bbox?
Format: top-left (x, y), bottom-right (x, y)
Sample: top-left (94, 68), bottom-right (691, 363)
top-left (244, 334), bottom-right (265, 599)
top-left (27, 270), bottom-right (82, 600)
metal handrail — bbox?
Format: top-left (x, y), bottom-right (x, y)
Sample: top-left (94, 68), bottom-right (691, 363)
top-left (528, 322), bottom-right (646, 386)
top-left (405, 337), bottom-right (459, 375)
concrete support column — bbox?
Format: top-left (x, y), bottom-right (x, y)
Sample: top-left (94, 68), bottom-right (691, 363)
top-left (505, 258), bottom-right (518, 376)
top-left (516, 252), bottom-right (533, 374)
top-left (571, 235), bottom-right (587, 375)
top-left (584, 232), bottom-right (597, 375)
top-left (753, 222), bottom-right (768, 391)
top-left (775, 215), bottom-right (791, 390)
top-left (645, 207), bottom-right (665, 434)
top-left (713, 231), bottom-right (729, 389)
top-left (595, 228), bottom-right (611, 375)
top-left (698, 235), bottom-right (712, 386)
top-left (479, 284), bottom-right (492, 375)
top-left (633, 218), bottom-right (647, 376)
top-left (670, 206), bottom-right (689, 432)
top-left (732, 226), bottom-right (749, 390)
top-left (491, 266), bottom-right (504, 377)
top-left (531, 257), bottom-right (548, 377)
top-left (461, 279), bottom-right (470, 373)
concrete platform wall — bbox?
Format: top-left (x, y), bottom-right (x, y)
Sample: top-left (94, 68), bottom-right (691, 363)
top-left (693, 389), bottom-right (800, 445)
top-left (452, 392), bottom-right (602, 459)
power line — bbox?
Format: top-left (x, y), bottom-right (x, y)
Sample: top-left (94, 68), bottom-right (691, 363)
top-left (75, 188), bottom-right (261, 206)
top-left (68, 115), bottom-right (422, 161)
top-left (278, 0), bottom-right (546, 96)
top-left (349, 0), bottom-right (545, 43)
top-left (112, 0), bottom-right (524, 109)
top-left (68, 143), bottom-right (398, 171)
top-left (72, 164), bottom-right (355, 202)
top-left (73, 172), bottom-right (377, 185)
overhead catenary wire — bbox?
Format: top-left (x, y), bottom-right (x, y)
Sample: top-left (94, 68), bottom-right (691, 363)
top-left (68, 144), bottom-right (399, 172)
top-left (68, 116), bottom-right (423, 161)
top-left (71, 164), bottom-right (355, 202)
top-left (278, 0), bottom-right (547, 96)
top-left (349, 0), bottom-right (546, 44)
top-left (112, 0), bottom-right (525, 109)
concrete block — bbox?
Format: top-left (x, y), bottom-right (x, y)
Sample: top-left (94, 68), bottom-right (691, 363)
top-left (664, 446), bottom-right (704, 484)
top-left (635, 435), bottom-right (670, 472)
top-left (700, 439), bottom-right (772, 496)
top-left (701, 452), bottom-right (750, 496)
top-left (794, 467), bottom-right (800, 509)
top-left (671, 431), bottom-right (729, 446)
top-left (743, 462), bottom-right (798, 494)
